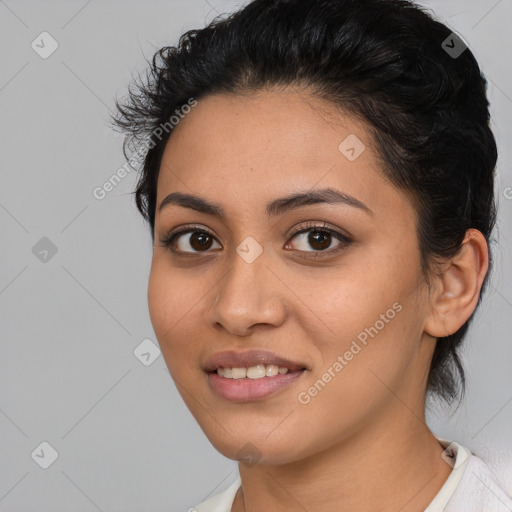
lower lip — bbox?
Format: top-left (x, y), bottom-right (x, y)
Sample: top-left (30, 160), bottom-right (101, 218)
top-left (208, 370), bottom-right (306, 402)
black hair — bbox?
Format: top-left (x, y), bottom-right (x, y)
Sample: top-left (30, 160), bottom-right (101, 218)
top-left (113, 0), bottom-right (498, 406)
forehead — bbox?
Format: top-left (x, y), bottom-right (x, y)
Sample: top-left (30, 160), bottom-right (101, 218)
top-left (161, 89), bottom-right (371, 171)
top-left (156, 89), bottom-right (411, 225)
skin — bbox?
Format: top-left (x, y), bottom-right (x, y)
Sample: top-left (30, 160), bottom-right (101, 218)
top-left (147, 88), bottom-right (489, 512)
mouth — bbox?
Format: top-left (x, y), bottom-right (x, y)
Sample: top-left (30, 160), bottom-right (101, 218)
top-left (204, 349), bottom-right (308, 402)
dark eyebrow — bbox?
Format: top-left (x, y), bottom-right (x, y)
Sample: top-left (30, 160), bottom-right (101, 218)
top-left (158, 187), bottom-right (373, 217)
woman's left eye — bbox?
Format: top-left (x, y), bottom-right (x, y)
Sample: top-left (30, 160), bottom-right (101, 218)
top-left (285, 222), bottom-right (353, 256)
top-left (286, 224), bottom-right (351, 254)
top-left (159, 222), bottom-right (352, 257)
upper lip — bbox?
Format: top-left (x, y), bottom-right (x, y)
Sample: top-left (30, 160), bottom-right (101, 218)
top-left (204, 350), bottom-right (307, 372)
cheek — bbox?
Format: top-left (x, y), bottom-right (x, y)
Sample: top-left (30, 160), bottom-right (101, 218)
top-left (296, 252), bottom-right (420, 390)
top-left (147, 258), bottom-right (200, 368)
top-left (296, 260), bottom-right (395, 344)
top-left (147, 260), bottom-right (172, 336)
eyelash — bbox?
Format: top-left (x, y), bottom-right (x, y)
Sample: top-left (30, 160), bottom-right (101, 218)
top-left (158, 221), bottom-right (353, 259)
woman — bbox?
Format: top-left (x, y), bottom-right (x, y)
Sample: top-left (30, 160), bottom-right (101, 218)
top-left (113, 0), bottom-right (512, 510)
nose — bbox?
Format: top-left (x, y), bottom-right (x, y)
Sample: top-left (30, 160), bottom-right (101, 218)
top-left (207, 250), bottom-right (287, 336)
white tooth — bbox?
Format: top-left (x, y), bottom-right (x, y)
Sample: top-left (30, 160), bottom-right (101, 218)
top-left (265, 364), bottom-right (279, 377)
top-left (278, 367), bottom-right (289, 374)
top-left (223, 367), bottom-right (233, 378)
top-left (231, 367), bottom-right (247, 379)
top-left (246, 365), bottom-right (266, 379)
top-left (216, 367), bottom-right (224, 377)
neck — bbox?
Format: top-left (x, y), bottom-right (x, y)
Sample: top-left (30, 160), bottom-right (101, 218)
top-left (232, 403), bottom-right (453, 512)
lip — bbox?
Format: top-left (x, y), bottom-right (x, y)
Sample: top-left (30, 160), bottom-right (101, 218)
top-left (203, 349), bottom-right (308, 373)
top-left (208, 369), bottom-right (306, 402)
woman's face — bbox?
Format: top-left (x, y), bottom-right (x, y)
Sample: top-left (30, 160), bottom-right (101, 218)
top-left (148, 89), bottom-right (435, 464)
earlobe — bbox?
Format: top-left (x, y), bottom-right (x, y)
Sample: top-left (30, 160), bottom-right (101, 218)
top-left (424, 229), bottom-right (489, 338)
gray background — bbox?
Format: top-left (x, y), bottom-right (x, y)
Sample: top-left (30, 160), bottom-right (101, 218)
top-left (0, 0), bottom-right (511, 510)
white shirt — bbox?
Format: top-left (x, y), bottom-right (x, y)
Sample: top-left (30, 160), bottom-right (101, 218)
top-left (193, 439), bottom-right (512, 511)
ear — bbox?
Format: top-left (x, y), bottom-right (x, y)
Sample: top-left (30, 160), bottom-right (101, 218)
top-left (424, 229), bottom-right (489, 338)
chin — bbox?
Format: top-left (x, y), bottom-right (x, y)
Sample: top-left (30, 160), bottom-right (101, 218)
top-left (204, 429), bottom-right (308, 466)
